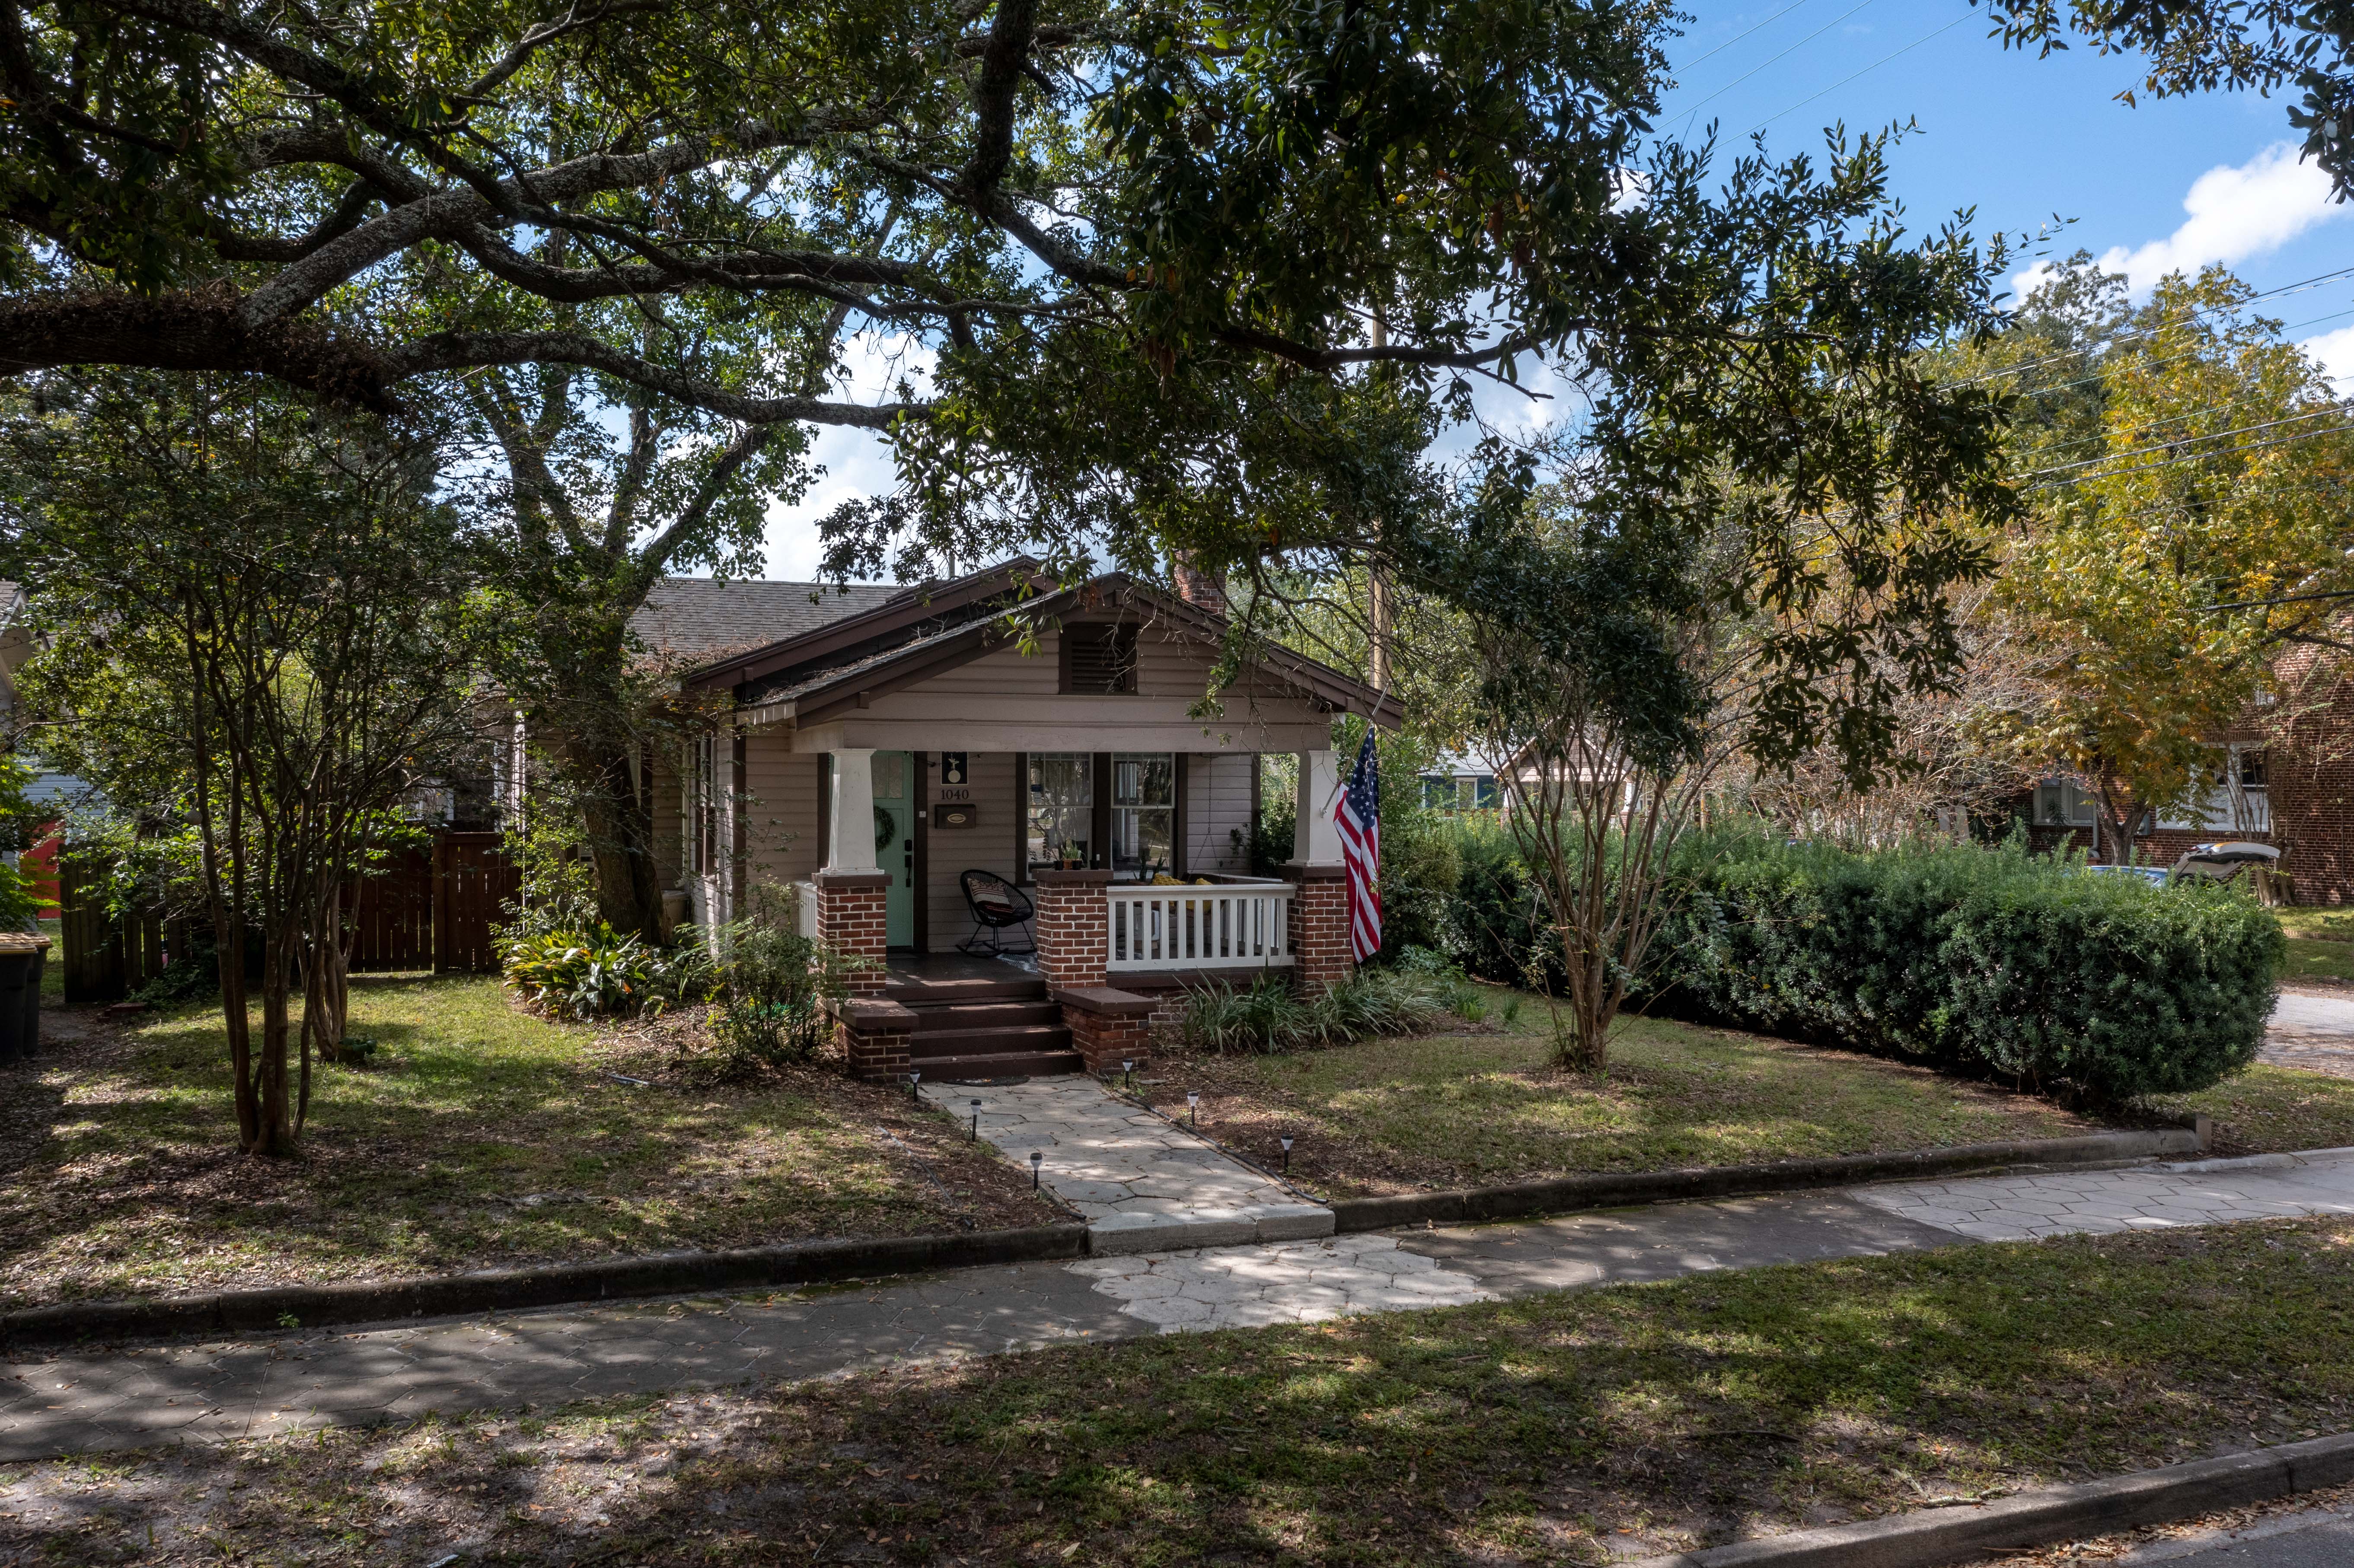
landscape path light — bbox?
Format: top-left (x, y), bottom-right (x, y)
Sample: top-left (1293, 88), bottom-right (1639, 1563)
top-left (1280, 1134), bottom-right (1295, 1175)
top-left (1186, 1090), bottom-right (1200, 1130)
top-left (1030, 1151), bottom-right (1043, 1189)
top-left (970, 1099), bottom-right (982, 1142)
top-left (1122, 1059), bottom-right (1134, 1090)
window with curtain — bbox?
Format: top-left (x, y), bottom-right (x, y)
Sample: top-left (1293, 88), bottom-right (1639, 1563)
top-left (1027, 752), bottom-right (1092, 873)
top-left (1111, 753), bottom-right (1175, 880)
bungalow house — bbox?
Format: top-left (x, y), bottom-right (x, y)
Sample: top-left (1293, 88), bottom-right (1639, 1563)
top-left (2021, 646), bottom-right (2354, 902)
top-left (630, 558), bottom-right (1399, 1079)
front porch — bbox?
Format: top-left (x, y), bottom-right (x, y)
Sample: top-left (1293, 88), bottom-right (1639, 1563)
top-left (808, 739), bottom-right (1359, 1082)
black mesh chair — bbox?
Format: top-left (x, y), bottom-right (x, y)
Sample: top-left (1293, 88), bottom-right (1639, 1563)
top-left (958, 869), bottom-right (1037, 956)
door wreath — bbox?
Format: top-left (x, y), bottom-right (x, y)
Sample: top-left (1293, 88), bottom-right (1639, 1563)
top-left (874, 803), bottom-right (899, 853)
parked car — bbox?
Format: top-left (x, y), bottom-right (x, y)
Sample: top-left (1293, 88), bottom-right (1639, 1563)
top-left (2083, 841), bottom-right (2280, 888)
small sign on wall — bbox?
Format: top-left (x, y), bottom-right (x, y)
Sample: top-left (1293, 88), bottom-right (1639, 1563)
top-left (933, 803), bottom-right (979, 830)
top-left (940, 752), bottom-right (969, 786)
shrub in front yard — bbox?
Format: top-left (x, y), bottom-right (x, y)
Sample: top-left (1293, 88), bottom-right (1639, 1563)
top-left (1171, 967), bottom-right (1457, 1054)
top-left (1660, 836), bottom-right (2284, 1103)
top-left (501, 926), bottom-right (713, 1020)
top-left (698, 883), bottom-right (863, 1072)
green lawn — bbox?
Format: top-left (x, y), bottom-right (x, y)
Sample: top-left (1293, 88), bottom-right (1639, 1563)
top-left (2161, 1064), bottom-right (2354, 1155)
top-left (2275, 907), bottom-right (2354, 983)
top-left (0, 975), bottom-right (1056, 1308)
top-left (13, 1215), bottom-right (2354, 1566)
top-left (1166, 1012), bottom-right (2102, 1198)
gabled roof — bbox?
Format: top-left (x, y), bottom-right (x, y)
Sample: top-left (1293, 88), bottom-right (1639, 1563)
top-left (676, 558), bottom-right (1399, 729)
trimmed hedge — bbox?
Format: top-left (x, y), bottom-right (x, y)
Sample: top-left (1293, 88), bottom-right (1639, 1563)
top-left (1410, 822), bottom-right (2282, 1103)
top-left (1659, 837), bottom-right (2284, 1103)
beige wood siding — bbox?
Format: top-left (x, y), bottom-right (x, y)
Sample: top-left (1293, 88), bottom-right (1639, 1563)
top-left (842, 629), bottom-right (1333, 747)
top-left (650, 752), bottom-right (686, 889)
top-left (741, 733), bottom-right (823, 888)
top-left (922, 750), bottom-right (1021, 950)
top-left (1185, 751), bottom-right (1257, 873)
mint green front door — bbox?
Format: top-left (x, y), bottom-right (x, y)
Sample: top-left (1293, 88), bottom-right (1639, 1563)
top-left (873, 751), bottom-right (916, 948)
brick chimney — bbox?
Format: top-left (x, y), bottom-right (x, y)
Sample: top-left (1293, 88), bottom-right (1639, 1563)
top-left (1171, 553), bottom-right (1228, 616)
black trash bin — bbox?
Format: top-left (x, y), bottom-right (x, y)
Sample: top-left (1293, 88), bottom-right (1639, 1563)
top-left (0, 935), bottom-right (47, 1065)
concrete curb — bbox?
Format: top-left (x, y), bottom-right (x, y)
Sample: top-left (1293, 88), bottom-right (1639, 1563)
top-left (0, 1223), bottom-right (1091, 1351)
top-left (1628, 1431), bottom-right (2354, 1568)
top-left (1329, 1128), bottom-right (2205, 1233)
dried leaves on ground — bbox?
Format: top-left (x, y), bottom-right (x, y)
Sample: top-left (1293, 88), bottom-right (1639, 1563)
top-left (7, 1217), bottom-right (2354, 1565)
top-left (1155, 1013), bottom-right (2102, 1198)
top-left (0, 976), bottom-right (1056, 1309)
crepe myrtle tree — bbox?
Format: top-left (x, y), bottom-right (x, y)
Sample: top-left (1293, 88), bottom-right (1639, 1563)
top-left (1, 372), bottom-right (488, 1156)
top-left (4, 0), bottom-right (2025, 884)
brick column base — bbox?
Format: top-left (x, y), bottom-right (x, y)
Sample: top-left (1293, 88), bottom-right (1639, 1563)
top-left (815, 870), bottom-right (892, 994)
top-left (1056, 986), bottom-right (1156, 1075)
top-left (829, 997), bottom-right (915, 1081)
top-left (1031, 867), bottom-right (1113, 991)
top-left (1285, 862), bottom-right (1354, 994)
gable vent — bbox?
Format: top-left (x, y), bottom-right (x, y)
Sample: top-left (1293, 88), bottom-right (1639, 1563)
top-left (1063, 623), bottom-right (1138, 694)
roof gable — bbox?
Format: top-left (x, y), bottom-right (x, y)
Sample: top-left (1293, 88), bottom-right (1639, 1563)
top-left (693, 563), bottom-right (1397, 728)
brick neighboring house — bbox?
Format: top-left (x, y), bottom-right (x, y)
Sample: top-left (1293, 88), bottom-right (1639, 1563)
top-left (2021, 646), bottom-right (2354, 904)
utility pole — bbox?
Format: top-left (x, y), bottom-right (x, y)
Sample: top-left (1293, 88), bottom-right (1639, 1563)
top-left (1367, 315), bottom-right (1394, 694)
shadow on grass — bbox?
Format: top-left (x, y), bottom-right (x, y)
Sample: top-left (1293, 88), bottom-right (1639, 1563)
top-left (0, 974), bottom-right (1024, 1305)
top-left (14, 1219), bottom-right (2348, 1566)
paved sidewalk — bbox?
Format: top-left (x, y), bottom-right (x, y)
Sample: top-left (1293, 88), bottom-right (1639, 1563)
top-left (8, 1149), bottom-right (2354, 1464)
top-left (2267, 990), bottom-right (2354, 1077)
top-left (917, 1075), bottom-right (1332, 1252)
top-left (1855, 1149), bottom-right (2354, 1240)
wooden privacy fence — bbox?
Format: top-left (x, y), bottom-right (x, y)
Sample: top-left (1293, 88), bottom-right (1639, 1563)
top-left (59, 831), bottom-right (520, 1003)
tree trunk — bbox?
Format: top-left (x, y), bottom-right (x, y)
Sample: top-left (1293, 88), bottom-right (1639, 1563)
top-left (247, 925), bottom-right (297, 1156)
top-left (560, 728), bottom-right (666, 941)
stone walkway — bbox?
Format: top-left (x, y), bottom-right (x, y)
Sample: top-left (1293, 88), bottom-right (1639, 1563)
top-left (916, 1075), bottom-right (1333, 1252)
top-left (8, 1149), bottom-right (2354, 1464)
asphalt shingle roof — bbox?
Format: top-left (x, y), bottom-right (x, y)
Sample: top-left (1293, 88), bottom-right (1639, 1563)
top-left (629, 578), bottom-right (902, 666)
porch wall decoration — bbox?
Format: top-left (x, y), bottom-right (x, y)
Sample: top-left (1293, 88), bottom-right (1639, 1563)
top-left (934, 803), bottom-right (979, 830)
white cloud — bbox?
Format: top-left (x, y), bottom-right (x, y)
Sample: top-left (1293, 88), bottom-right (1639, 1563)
top-left (2095, 142), bottom-right (2347, 296)
top-left (2302, 322), bottom-right (2354, 391)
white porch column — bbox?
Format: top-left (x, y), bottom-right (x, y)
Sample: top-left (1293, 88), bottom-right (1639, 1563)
top-left (825, 748), bottom-right (880, 873)
top-left (815, 747), bottom-right (889, 993)
top-left (1291, 749), bottom-right (1343, 864)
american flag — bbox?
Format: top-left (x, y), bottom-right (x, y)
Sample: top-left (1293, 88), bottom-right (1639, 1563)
top-left (1334, 730), bottom-right (1382, 963)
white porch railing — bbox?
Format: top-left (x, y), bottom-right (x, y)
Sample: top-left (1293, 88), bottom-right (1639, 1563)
top-left (1107, 880), bottom-right (1295, 972)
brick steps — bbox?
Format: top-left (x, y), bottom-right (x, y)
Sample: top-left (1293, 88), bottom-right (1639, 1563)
top-left (909, 1023), bottom-right (1075, 1060)
top-left (907, 1000), bottom-right (1063, 1033)
top-left (907, 1047), bottom-right (1088, 1079)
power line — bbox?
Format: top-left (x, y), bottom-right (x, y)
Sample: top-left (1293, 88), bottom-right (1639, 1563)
top-left (1673, 0), bottom-right (1888, 131)
top-left (1677, 0), bottom-right (1824, 75)
top-left (2024, 417), bottom-right (2354, 490)
top-left (1949, 266), bottom-right (2354, 389)
top-left (2018, 381), bottom-right (2354, 465)
top-left (2026, 405), bottom-right (2352, 479)
top-left (1751, 11), bottom-right (1974, 132)
top-left (1970, 302), bottom-right (2354, 411)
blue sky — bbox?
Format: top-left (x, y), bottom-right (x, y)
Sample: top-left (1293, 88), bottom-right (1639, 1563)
top-left (758, 0), bottom-right (2354, 579)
